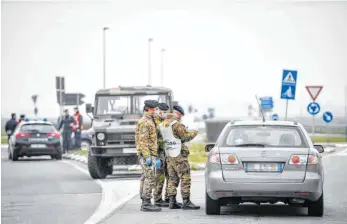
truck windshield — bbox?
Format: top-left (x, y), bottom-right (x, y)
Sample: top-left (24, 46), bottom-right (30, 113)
top-left (96, 94), bottom-right (169, 115)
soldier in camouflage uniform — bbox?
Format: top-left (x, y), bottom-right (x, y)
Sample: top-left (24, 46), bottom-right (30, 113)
top-left (159, 105), bottom-right (200, 210)
top-left (136, 100), bottom-right (162, 212)
top-left (152, 103), bottom-right (170, 207)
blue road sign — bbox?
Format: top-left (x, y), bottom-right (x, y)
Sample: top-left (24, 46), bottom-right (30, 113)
top-left (272, 113), bottom-right (279, 121)
top-left (260, 96), bottom-right (274, 110)
top-left (307, 102), bottom-right (320, 116)
top-left (280, 70), bottom-right (297, 100)
top-left (323, 111), bottom-right (333, 123)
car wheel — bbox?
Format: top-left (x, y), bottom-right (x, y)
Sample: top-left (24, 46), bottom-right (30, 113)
top-left (8, 146), bottom-right (12, 160)
top-left (12, 152), bottom-right (19, 161)
top-left (81, 140), bottom-right (91, 151)
top-left (56, 153), bottom-right (62, 160)
top-left (307, 192), bottom-right (324, 217)
top-left (205, 192), bottom-right (221, 215)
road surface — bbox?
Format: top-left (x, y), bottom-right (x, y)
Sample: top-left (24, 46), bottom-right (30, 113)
top-left (1, 148), bottom-right (102, 224)
top-left (104, 149), bottom-right (347, 224)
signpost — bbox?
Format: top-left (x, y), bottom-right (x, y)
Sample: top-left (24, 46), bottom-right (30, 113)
top-left (306, 85), bottom-right (323, 135)
top-left (272, 113), bottom-right (279, 121)
top-left (31, 95), bottom-right (38, 118)
top-left (63, 93), bottom-right (85, 106)
top-left (280, 70), bottom-right (297, 120)
top-left (307, 102), bottom-right (320, 135)
top-left (322, 111), bottom-right (333, 143)
top-left (259, 96), bottom-right (273, 118)
top-left (56, 76), bottom-right (65, 114)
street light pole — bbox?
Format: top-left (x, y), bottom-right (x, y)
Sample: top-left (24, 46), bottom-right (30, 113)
top-left (148, 38), bottom-right (153, 86)
top-left (160, 48), bottom-right (165, 86)
top-left (103, 27), bottom-right (109, 89)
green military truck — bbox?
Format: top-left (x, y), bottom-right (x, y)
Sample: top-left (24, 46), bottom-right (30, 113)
top-left (85, 86), bottom-right (176, 179)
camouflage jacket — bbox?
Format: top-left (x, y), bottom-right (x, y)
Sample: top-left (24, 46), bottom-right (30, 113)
top-left (161, 116), bottom-right (198, 157)
top-left (135, 112), bottom-right (158, 158)
top-left (153, 115), bottom-right (165, 154)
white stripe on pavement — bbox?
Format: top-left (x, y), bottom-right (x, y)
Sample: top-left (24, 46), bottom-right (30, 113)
top-left (61, 160), bottom-right (139, 224)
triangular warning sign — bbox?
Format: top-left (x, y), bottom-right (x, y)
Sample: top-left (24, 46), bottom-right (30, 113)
top-left (306, 86), bottom-right (323, 101)
top-left (283, 72), bottom-right (295, 84)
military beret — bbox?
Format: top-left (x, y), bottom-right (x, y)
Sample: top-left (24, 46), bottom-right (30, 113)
top-left (173, 105), bottom-right (185, 115)
top-left (158, 103), bottom-right (169, 111)
top-left (144, 100), bottom-right (158, 109)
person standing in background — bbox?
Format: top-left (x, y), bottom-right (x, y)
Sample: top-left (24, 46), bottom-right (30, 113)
top-left (72, 107), bottom-right (83, 150)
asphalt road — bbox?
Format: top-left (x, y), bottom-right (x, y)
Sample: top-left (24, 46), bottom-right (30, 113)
top-left (1, 148), bottom-right (102, 224)
top-left (104, 151), bottom-right (347, 224)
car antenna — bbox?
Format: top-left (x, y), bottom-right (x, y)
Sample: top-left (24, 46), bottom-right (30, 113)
top-left (255, 95), bottom-right (266, 123)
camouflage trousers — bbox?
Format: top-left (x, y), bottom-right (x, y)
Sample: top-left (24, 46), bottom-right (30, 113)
top-left (166, 155), bottom-right (191, 198)
top-left (139, 153), bottom-right (170, 201)
top-left (138, 156), bottom-right (156, 200)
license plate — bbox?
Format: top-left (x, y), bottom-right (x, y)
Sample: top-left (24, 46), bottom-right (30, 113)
top-left (244, 163), bottom-right (283, 172)
top-left (29, 138), bottom-right (48, 142)
top-left (31, 144), bottom-right (46, 148)
top-left (123, 148), bottom-right (137, 153)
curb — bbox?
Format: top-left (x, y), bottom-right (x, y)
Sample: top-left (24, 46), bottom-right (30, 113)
top-left (62, 153), bottom-right (207, 171)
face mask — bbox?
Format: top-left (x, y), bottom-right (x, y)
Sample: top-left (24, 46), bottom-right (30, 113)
top-left (160, 113), bottom-right (167, 120)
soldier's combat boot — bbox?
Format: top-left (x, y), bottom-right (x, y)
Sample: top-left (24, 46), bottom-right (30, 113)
top-left (154, 198), bottom-right (169, 207)
top-left (141, 199), bottom-right (162, 212)
top-left (166, 197), bottom-right (182, 207)
top-left (169, 196), bottom-right (181, 209)
top-left (182, 197), bottom-right (200, 210)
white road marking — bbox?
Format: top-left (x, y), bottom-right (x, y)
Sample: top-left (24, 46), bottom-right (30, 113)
top-left (61, 160), bottom-right (139, 224)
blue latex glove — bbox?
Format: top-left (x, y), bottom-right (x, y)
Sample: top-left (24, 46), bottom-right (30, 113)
top-left (145, 157), bottom-right (152, 166)
top-left (154, 158), bottom-right (161, 169)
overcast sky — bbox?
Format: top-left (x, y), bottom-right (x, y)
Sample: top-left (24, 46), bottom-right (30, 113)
top-left (1, 0), bottom-right (347, 119)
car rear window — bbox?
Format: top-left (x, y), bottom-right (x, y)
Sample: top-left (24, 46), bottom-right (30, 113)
top-left (218, 125), bottom-right (308, 148)
top-left (20, 124), bottom-right (56, 133)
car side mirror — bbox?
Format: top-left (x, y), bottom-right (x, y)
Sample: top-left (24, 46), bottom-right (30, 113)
top-left (314, 144), bottom-right (324, 153)
top-left (86, 103), bottom-right (93, 114)
top-left (205, 143), bottom-right (215, 152)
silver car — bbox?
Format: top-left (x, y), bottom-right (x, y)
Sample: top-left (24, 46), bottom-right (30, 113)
top-left (205, 120), bottom-right (324, 216)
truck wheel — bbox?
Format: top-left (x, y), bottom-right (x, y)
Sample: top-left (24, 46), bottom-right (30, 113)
top-left (88, 150), bottom-right (108, 179)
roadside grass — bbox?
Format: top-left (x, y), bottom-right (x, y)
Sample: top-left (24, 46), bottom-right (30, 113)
top-left (71, 150), bottom-right (88, 156)
top-left (188, 142), bottom-right (208, 164)
top-left (1, 137), bottom-right (8, 144)
top-left (310, 136), bottom-right (346, 143)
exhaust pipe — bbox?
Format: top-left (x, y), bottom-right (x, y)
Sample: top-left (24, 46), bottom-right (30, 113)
top-left (290, 198), bottom-right (305, 204)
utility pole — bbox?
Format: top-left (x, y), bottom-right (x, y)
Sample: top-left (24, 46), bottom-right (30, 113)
top-left (160, 48), bottom-right (165, 86)
top-left (345, 84), bottom-right (347, 118)
top-left (103, 27), bottom-right (109, 89)
top-left (148, 38), bottom-right (153, 86)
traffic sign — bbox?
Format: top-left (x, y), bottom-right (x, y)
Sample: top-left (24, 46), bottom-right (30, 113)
top-left (323, 111), bottom-right (333, 123)
top-left (63, 93), bottom-right (85, 106)
top-left (307, 102), bottom-right (320, 116)
top-left (32, 95), bottom-right (38, 104)
top-left (272, 113), bottom-right (279, 121)
top-left (306, 86), bottom-right (323, 101)
top-left (56, 76), bottom-right (65, 105)
top-left (280, 70), bottom-right (297, 100)
top-left (260, 96), bottom-right (274, 110)
top-left (34, 107), bottom-right (38, 116)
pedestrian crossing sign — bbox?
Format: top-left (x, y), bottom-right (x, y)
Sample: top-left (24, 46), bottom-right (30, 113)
top-left (280, 69), bottom-right (297, 100)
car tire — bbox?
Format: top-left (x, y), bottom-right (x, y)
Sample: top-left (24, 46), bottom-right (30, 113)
top-left (12, 152), bottom-right (18, 161)
top-left (307, 192), bottom-right (324, 217)
top-left (8, 147), bottom-right (12, 160)
top-left (205, 192), bottom-right (221, 215)
top-left (53, 153), bottom-right (62, 160)
top-left (87, 150), bottom-right (107, 179)
top-left (81, 140), bottom-right (91, 151)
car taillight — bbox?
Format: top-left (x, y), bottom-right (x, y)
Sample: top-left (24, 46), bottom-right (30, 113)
top-left (308, 155), bottom-right (319, 165)
top-left (47, 133), bottom-right (60, 138)
top-left (289, 155), bottom-right (307, 165)
top-left (16, 133), bottom-right (30, 138)
top-left (209, 154), bottom-right (220, 164)
top-left (209, 147), bottom-right (221, 164)
top-left (220, 154), bottom-right (239, 165)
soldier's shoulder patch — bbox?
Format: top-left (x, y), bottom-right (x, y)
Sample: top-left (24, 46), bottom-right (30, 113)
top-left (139, 122), bottom-right (148, 134)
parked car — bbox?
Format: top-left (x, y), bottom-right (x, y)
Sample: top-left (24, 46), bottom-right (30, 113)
top-left (204, 120), bottom-right (324, 216)
top-left (71, 128), bottom-right (93, 150)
